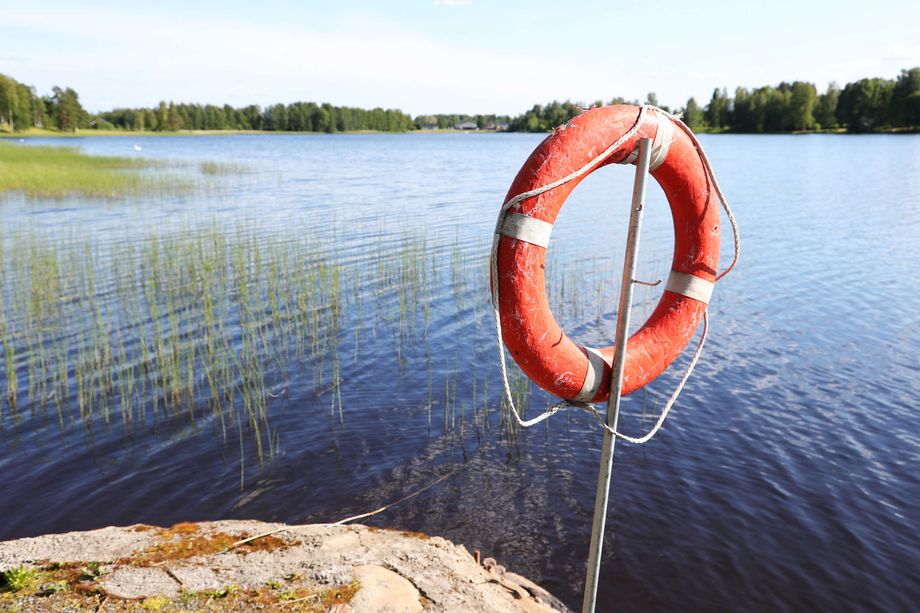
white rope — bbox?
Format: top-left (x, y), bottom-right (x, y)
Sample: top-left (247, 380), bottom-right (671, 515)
top-left (659, 108), bottom-right (741, 281)
top-left (490, 105), bottom-right (740, 443)
top-left (591, 311), bottom-right (708, 443)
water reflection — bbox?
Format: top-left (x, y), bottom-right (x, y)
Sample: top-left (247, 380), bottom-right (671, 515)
top-left (1, 133), bottom-right (918, 610)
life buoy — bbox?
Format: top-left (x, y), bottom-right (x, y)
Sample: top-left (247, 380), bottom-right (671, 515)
top-left (493, 105), bottom-right (720, 402)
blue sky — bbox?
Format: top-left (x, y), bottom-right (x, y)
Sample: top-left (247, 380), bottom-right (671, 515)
top-left (2, 0), bottom-right (918, 115)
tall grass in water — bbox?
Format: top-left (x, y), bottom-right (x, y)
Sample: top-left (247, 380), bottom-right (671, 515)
top-left (198, 160), bottom-right (249, 176)
top-left (0, 141), bottom-right (190, 198)
top-left (0, 210), bottom-right (656, 472)
top-left (0, 219), bottom-right (456, 466)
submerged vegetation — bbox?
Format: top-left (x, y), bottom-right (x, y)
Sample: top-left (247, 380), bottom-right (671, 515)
top-left (0, 142), bottom-right (189, 198)
top-left (198, 160), bottom-right (248, 176)
top-left (0, 216), bottom-right (437, 466)
top-left (0, 138), bottom-right (668, 482)
top-left (1, 222), bottom-right (352, 466)
top-left (0, 204), bottom-right (646, 474)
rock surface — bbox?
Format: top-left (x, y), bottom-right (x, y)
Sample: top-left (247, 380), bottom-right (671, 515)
top-left (0, 520), bottom-right (570, 612)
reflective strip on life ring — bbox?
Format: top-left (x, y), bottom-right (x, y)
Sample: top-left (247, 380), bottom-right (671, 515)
top-left (493, 105), bottom-right (720, 401)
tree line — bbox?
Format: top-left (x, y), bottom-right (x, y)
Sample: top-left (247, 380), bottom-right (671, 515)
top-left (1, 67), bottom-right (917, 134)
top-left (506, 67), bottom-right (920, 133)
top-left (0, 74), bottom-right (87, 132)
top-left (0, 75), bottom-right (415, 133)
top-left (98, 101), bottom-right (416, 132)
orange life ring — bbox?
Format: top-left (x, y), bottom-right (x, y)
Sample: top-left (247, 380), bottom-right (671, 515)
top-left (493, 105), bottom-right (720, 402)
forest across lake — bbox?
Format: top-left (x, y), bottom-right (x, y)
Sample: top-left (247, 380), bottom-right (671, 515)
top-left (1, 66), bottom-right (918, 136)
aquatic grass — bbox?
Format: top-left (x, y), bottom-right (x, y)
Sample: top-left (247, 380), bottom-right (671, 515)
top-left (199, 160), bottom-right (249, 175)
top-left (0, 221), bottom-right (359, 464)
top-left (0, 209), bottom-right (647, 473)
top-left (0, 141), bottom-right (189, 198)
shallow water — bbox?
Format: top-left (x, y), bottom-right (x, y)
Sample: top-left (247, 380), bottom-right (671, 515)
top-left (1, 132), bottom-right (918, 611)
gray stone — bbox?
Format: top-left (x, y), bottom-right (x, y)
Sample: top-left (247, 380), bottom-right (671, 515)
top-left (102, 566), bottom-right (180, 599)
top-left (351, 564), bottom-right (423, 612)
top-left (0, 521), bottom-right (570, 612)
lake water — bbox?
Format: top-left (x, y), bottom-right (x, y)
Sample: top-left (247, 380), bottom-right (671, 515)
top-left (1, 132), bottom-right (918, 611)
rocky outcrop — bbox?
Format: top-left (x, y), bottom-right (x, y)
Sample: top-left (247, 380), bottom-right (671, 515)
top-left (0, 520), bottom-right (569, 612)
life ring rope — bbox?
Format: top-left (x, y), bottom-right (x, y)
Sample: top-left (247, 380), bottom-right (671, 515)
top-left (489, 105), bottom-right (739, 443)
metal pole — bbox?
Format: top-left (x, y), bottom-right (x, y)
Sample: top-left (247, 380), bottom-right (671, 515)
top-left (582, 137), bottom-right (653, 613)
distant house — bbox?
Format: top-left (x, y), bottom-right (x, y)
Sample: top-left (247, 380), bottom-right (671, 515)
top-left (454, 121), bottom-right (478, 130)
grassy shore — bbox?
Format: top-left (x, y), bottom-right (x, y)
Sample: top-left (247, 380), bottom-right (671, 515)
top-left (1, 127), bottom-right (269, 138)
top-left (0, 141), bottom-right (188, 198)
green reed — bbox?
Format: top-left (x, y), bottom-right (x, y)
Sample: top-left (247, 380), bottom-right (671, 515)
top-left (0, 205), bottom-right (665, 473)
top-left (0, 141), bottom-right (189, 198)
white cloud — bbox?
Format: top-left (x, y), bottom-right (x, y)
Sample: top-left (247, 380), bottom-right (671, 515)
top-left (883, 43), bottom-right (920, 63)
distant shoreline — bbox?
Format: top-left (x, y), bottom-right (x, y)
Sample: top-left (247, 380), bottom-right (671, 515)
top-left (1, 126), bottom-right (916, 139)
top-left (3, 67), bottom-right (918, 137)
top-left (0, 127), bottom-right (504, 138)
